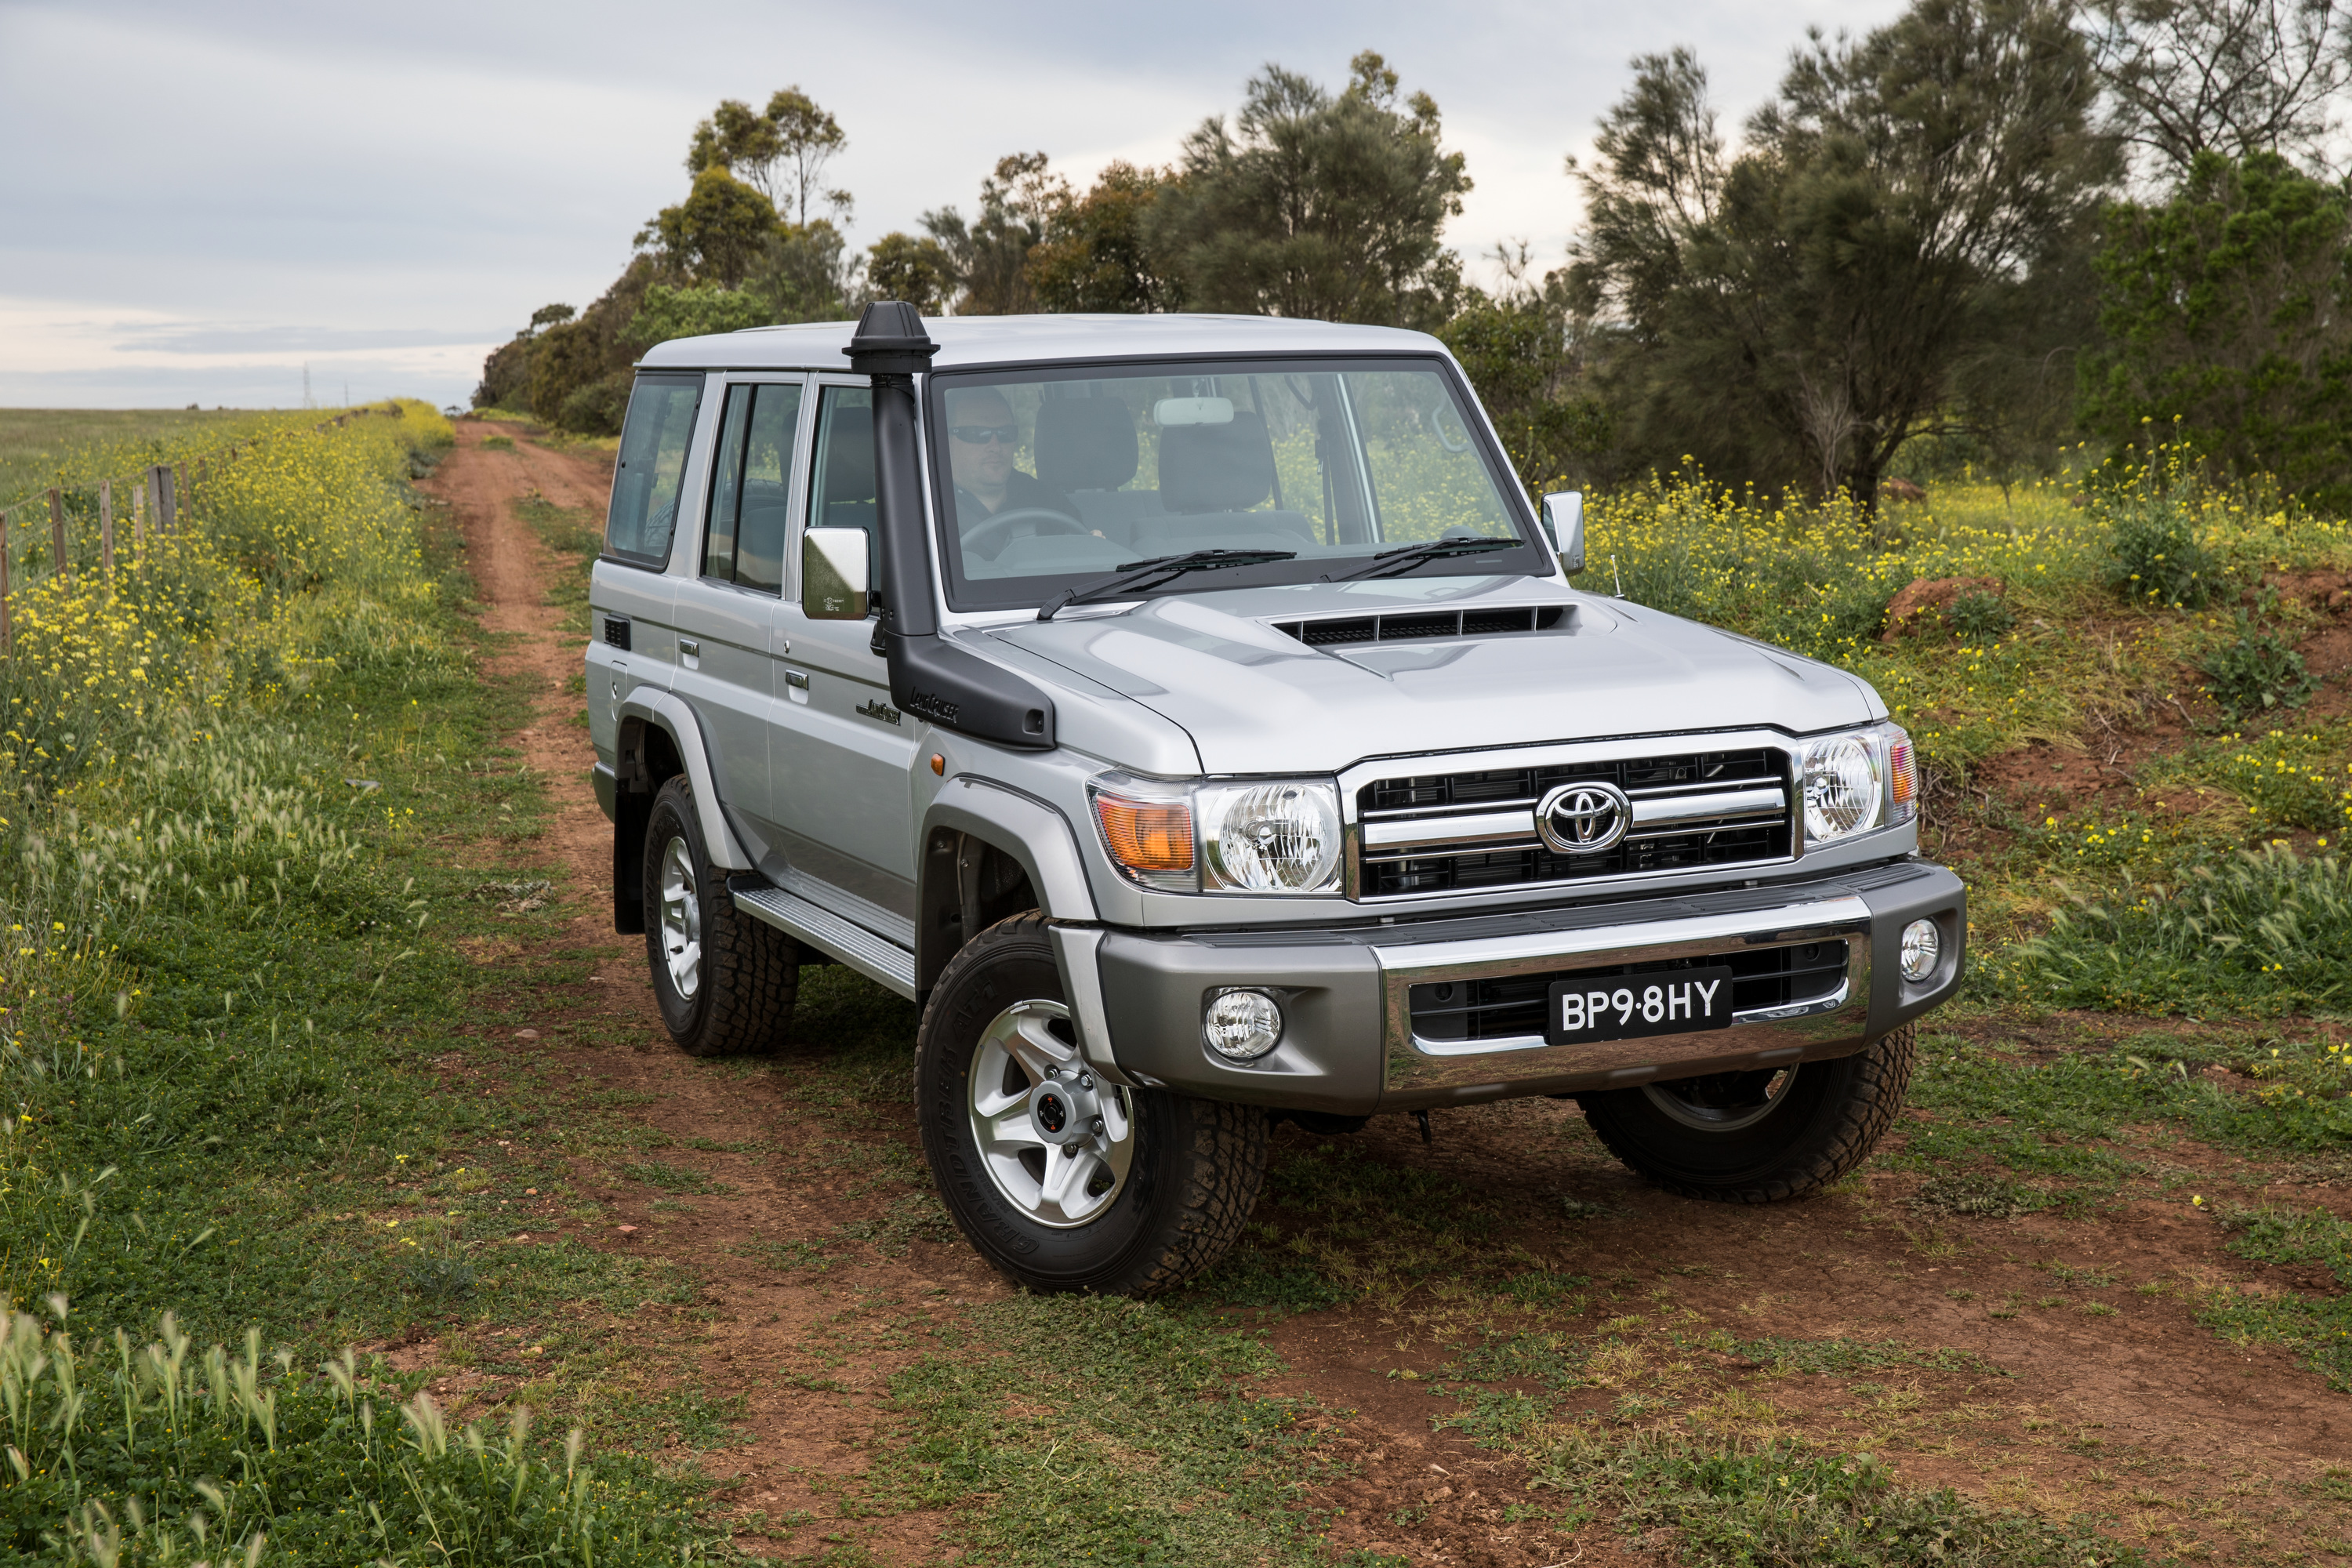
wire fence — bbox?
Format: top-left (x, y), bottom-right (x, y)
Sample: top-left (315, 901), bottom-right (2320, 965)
top-left (0, 404), bottom-right (404, 652)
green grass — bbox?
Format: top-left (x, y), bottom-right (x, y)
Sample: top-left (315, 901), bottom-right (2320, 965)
top-left (868, 1294), bottom-right (1341, 1566)
top-left (0, 408), bottom-right (298, 508)
top-left (2204, 1204), bottom-right (2352, 1388)
top-left (0, 412), bottom-right (729, 1560)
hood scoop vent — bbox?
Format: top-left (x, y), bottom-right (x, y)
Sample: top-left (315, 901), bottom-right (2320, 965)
top-left (1272, 604), bottom-right (1566, 648)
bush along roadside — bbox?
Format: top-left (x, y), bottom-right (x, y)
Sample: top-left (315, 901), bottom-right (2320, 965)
top-left (0, 408), bottom-right (726, 1562)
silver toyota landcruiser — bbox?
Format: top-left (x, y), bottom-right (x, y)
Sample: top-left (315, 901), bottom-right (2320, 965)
top-left (586, 303), bottom-right (1965, 1297)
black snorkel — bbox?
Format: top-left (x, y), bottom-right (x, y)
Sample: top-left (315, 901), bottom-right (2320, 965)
top-left (844, 301), bottom-right (1056, 750)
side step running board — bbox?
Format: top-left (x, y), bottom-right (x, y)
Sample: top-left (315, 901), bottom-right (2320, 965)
top-left (728, 877), bottom-right (918, 1000)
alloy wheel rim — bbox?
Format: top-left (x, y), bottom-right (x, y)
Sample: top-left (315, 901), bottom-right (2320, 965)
top-left (966, 999), bottom-right (1134, 1229)
top-left (657, 835), bottom-right (701, 1000)
top-left (1641, 1065), bottom-right (1798, 1133)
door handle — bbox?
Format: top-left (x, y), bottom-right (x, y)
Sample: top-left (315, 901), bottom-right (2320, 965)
top-left (785, 670), bottom-right (811, 690)
top-left (677, 637), bottom-right (701, 656)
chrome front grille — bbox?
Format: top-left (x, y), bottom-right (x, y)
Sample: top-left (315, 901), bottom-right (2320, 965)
top-left (1356, 746), bottom-right (1793, 898)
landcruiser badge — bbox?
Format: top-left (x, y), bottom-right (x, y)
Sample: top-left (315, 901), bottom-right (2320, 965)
top-left (855, 699), bottom-right (902, 726)
top-left (1536, 781), bottom-right (1631, 854)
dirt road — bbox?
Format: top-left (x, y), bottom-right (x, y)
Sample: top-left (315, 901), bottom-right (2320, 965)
top-left (425, 419), bottom-right (2349, 1566)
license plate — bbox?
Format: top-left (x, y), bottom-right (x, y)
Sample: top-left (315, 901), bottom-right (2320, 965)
top-left (1545, 966), bottom-right (1736, 1047)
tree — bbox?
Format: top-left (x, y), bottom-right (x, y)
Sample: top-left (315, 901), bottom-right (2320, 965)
top-left (920, 153), bottom-right (1071, 314)
top-left (1439, 249), bottom-right (1613, 490)
top-left (1569, 0), bottom-right (2113, 503)
top-left (686, 88), bottom-right (851, 224)
top-left (2085, 0), bottom-right (2351, 183)
top-left (866, 231), bottom-right (957, 314)
top-left (2082, 151), bottom-right (2352, 502)
top-left (638, 168), bottom-right (780, 285)
top-left (1150, 51), bottom-right (1471, 327)
top-left (474, 303), bottom-right (578, 408)
top-left (746, 221), bottom-right (851, 321)
top-left (626, 282), bottom-right (773, 347)
top-left (1027, 162), bottom-right (1186, 313)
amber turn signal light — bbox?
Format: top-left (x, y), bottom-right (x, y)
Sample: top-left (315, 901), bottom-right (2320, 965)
top-left (1094, 793), bottom-right (1193, 873)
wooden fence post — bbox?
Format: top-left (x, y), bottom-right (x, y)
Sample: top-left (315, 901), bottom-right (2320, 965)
top-left (174, 462), bottom-right (189, 527)
top-left (99, 479), bottom-right (114, 579)
top-left (46, 488), bottom-right (70, 588)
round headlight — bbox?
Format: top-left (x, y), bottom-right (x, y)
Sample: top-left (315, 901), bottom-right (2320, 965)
top-left (1203, 782), bottom-right (1341, 893)
top-left (1803, 736), bottom-right (1881, 841)
top-left (1899, 918), bottom-right (1941, 982)
top-left (1203, 989), bottom-right (1283, 1060)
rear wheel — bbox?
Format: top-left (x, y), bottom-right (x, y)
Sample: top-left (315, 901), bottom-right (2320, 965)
top-left (1577, 1026), bottom-right (1917, 1203)
top-left (641, 775), bottom-right (797, 1056)
top-left (915, 913), bottom-right (1266, 1296)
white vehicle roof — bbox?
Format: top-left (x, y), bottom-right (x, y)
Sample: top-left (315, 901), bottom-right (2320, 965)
top-left (634, 312), bottom-right (1450, 373)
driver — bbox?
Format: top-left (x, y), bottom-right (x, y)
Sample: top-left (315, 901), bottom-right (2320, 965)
top-left (946, 388), bottom-right (1076, 549)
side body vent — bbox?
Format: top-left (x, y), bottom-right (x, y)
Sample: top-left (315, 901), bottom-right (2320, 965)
top-left (603, 614), bottom-right (632, 651)
top-left (1275, 604), bottom-right (1564, 647)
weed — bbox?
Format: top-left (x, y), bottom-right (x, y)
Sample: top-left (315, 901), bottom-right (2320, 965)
top-left (2200, 607), bottom-right (2319, 718)
top-left (1911, 1173), bottom-right (2056, 1219)
top-left (621, 1160), bottom-right (731, 1195)
top-left (2107, 487), bottom-right (2221, 608)
top-left (0, 1313), bottom-right (717, 1562)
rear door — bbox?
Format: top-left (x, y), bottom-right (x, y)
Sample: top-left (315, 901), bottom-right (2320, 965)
top-left (669, 376), bottom-right (807, 851)
top-left (767, 378), bottom-right (924, 922)
top-left (590, 372), bottom-right (703, 735)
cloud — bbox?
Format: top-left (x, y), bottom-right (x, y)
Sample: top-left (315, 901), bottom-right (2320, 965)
top-left (0, 0), bottom-right (1911, 409)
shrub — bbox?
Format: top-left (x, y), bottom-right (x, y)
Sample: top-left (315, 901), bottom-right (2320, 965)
top-left (2105, 489), bottom-right (2220, 608)
top-left (2200, 608), bottom-right (2320, 717)
top-left (1945, 590), bottom-right (2015, 640)
top-left (556, 372), bottom-right (630, 436)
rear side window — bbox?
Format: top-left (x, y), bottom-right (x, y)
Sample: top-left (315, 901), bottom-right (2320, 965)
top-left (704, 380), bottom-right (804, 594)
top-left (807, 385), bottom-right (877, 578)
top-left (606, 376), bottom-right (702, 565)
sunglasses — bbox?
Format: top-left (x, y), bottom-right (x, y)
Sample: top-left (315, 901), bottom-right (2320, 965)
top-left (949, 423), bottom-right (1019, 445)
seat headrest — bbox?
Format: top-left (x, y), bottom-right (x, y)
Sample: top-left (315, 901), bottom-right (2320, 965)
top-left (1157, 412), bottom-right (1275, 514)
top-left (1034, 397), bottom-right (1138, 493)
top-left (822, 406), bottom-right (875, 501)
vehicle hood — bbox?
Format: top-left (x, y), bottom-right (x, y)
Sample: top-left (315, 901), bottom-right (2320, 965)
top-left (986, 576), bottom-right (1880, 774)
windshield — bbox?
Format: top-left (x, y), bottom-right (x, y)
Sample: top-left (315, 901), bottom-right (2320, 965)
top-left (925, 356), bottom-right (1541, 612)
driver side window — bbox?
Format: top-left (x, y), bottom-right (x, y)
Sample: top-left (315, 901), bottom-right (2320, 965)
top-left (807, 385), bottom-right (877, 588)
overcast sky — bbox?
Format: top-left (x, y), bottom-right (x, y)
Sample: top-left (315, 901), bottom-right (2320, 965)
top-left (0, 0), bottom-right (1909, 411)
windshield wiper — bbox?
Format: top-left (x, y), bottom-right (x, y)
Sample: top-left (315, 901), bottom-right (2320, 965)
top-left (1323, 536), bottom-right (1519, 583)
top-left (1036, 549), bottom-right (1298, 621)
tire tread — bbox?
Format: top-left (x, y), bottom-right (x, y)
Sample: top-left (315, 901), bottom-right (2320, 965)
top-left (1583, 1025), bottom-right (1918, 1204)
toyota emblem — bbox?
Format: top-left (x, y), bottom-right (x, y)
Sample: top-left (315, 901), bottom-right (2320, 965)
top-left (1535, 780), bottom-right (1632, 854)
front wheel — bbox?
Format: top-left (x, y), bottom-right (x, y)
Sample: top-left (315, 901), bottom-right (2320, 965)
top-left (915, 913), bottom-right (1266, 1296)
top-left (1577, 1025), bottom-right (1917, 1203)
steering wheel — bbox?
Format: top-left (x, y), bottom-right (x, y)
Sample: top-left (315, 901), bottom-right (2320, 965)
top-left (961, 506), bottom-right (1091, 561)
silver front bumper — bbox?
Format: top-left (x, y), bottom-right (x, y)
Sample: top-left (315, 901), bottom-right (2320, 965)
top-left (1373, 895), bottom-right (1873, 1102)
top-left (1080, 862), bottom-right (1964, 1116)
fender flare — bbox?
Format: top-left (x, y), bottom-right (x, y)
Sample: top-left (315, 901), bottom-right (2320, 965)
top-left (616, 691), bottom-right (752, 871)
top-left (917, 776), bottom-right (1098, 989)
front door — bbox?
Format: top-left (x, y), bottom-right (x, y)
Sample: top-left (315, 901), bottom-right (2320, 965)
top-left (768, 379), bottom-right (924, 924)
top-left (670, 376), bottom-right (805, 852)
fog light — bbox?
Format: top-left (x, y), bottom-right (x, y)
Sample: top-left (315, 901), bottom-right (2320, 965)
top-left (1899, 918), bottom-right (1941, 982)
top-left (1203, 989), bottom-right (1283, 1061)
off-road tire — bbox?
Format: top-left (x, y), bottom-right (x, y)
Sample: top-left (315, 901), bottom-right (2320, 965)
top-left (1577, 1025), bottom-right (1917, 1203)
top-left (642, 775), bottom-right (796, 1056)
top-left (915, 912), bottom-right (1266, 1296)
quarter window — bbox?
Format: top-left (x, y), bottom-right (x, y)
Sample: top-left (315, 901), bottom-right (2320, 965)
top-left (606, 376), bottom-right (702, 565)
top-left (704, 380), bottom-right (804, 594)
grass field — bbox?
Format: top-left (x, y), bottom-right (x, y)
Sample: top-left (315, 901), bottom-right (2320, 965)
top-left (2, 406), bottom-right (2348, 1566)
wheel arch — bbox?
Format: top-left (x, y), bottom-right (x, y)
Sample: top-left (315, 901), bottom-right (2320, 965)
top-left (916, 777), bottom-right (1099, 993)
top-left (613, 692), bottom-right (751, 934)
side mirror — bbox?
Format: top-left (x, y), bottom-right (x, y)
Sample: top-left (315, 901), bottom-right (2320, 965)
top-left (802, 527), bottom-right (870, 619)
top-left (1541, 492), bottom-right (1586, 576)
